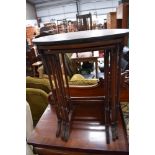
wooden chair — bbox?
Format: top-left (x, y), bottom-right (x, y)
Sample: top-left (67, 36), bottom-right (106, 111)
top-left (70, 51), bottom-right (99, 78)
top-left (57, 19), bottom-right (68, 33)
top-left (76, 13), bottom-right (92, 31)
top-left (73, 13), bottom-right (98, 77)
top-left (26, 47), bottom-right (42, 77)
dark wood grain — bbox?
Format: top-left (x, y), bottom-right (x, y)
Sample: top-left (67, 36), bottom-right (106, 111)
top-left (33, 29), bottom-right (129, 46)
top-left (68, 77), bottom-right (129, 102)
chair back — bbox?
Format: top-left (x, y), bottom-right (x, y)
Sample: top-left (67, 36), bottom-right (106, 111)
top-left (26, 47), bottom-right (39, 67)
top-left (76, 13), bottom-right (92, 31)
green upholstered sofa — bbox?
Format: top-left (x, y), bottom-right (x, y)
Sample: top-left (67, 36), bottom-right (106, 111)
top-left (26, 76), bottom-right (51, 93)
top-left (26, 88), bottom-right (48, 126)
top-left (26, 76), bottom-right (51, 126)
top-left (26, 75), bottom-right (98, 126)
top-left (27, 73), bottom-right (98, 87)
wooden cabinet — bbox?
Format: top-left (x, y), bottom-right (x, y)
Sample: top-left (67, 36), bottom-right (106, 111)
top-left (116, 2), bottom-right (129, 28)
top-left (107, 12), bottom-right (117, 29)
top-left (116, 2), bottom-right (129, 45)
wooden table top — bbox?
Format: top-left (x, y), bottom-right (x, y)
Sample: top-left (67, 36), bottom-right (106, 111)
top-left (32, 29), bottom-right (129, 46)
top-left (27, 105), bottom-right (128, 154)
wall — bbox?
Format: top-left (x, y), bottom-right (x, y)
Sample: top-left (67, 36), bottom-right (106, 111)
top-left (79, 0), bottom-right (119, 24)
top-left (35, 0), bottom-right (119, 24)
top-left (26, 2), bottom-right (38, 26)
top-left (36, 0), bottom-right (76, 23)
top-left (26, 2), bottom-right (36, 20)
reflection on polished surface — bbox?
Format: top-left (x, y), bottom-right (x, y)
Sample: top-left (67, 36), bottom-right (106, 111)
top-left (28, 105), bottom-right (129, 154)
top-left (88, 131), bottom-right (106, 143)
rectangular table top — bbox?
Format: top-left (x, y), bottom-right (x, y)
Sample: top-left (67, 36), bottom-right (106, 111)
top-left (27, 104), bottom-right (128, 154)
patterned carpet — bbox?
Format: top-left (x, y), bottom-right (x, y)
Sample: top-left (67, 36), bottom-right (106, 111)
top-left (120, 102), bottom-right (129, 139)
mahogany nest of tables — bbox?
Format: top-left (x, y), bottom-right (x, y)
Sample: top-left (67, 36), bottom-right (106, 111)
top-left (31, 29), bottom-right (129, 145)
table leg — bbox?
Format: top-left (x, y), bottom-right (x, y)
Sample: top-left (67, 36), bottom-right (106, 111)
top-left (44, 54), bottom-right (63, 137)
top-left (104, 49), bottom-right (110, 144)
top-left (110, 44), bottom-right (123, 141)
top-left (110, 47), bottom-right (117, 141)
top-left (114, 43), bottom-right (123, 139)
top-left (95, 59), bottom-right (98, 78)
top-left (40, 51), bottom-right (71, 140)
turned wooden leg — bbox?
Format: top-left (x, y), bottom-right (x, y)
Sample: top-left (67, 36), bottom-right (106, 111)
top-left (95, 59), bottom-right (98, 78)
top-left (114, 43), bottom-right (123, 139)
top-left (109, 47), bottom-right (117, 141)
top-left (104, 49), bottom-right (110, 144)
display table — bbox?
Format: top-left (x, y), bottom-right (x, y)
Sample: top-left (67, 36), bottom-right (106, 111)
top-left (32, 29), bottom-right (129, 144)
top-left (27, 105), bottom-right (128, 155)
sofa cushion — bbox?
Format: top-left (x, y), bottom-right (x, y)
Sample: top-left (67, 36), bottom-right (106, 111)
top-left (26, 76), bottom-right (51, 93)
top-left (26, 88), bottom-right (48, 126)
top-left (69, 74), bottom-right (98, 86)
top-left (70, 74), bottom-right (85, 81)
top-left (69, 79), bottom-right (98, 86)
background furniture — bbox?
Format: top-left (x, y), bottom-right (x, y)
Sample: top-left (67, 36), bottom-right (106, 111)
top-left (26, 76), bottom-right (51, 94)
top-left (26, 26), bottom-right (37, 46)
top-left (57, 19), bottom-right (68, 33)
top-left (67, 21), bottom-right (77, 32)
top-left (26, 76), bottom-right (52, 126)
top-left (116, 2), bottom-right (129, 46)
top-left (74, 13), bottom-right (96, 78)
top-left (27, 72), bottom-right (129, 103)
top-left (26, 88), bottom-right (48, 126)
top-left (76, 13), bottom-right (92, 31)
top-left (26, 47), bottom-right (41, 77)
top-left (71, 51), bottom-right (99, 78)
top-left (116, 2), bottom-right (129, 29)
top-left (107, 12), bottom-right (117, 29)
top-left (26, 47), bottom-right (38, 75)
top-left (32, 61), bottom-right (42, 77)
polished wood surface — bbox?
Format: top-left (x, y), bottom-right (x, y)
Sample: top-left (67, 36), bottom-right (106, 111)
top-left (33, 29), bottom-right (129, 46)
top-left (69, 77), bottom-right (128, 102)
top-left (28, 105), bottom-right (128, 155)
